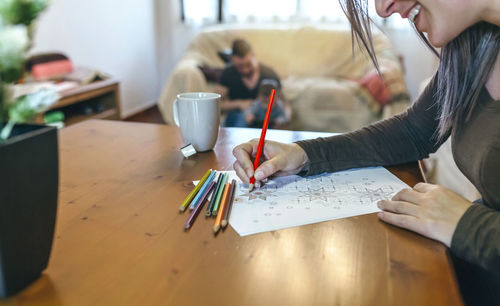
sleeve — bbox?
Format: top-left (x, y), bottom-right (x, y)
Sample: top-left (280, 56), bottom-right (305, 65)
top-left (451, 201), bottom-right (500, 276)
top-left (295, 73), bottom-right (449, 176)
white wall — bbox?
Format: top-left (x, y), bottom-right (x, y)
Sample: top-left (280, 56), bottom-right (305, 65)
top-left (32, 0), bottom-right (158, 117)
top-left (384, 27), bottom-right (439, 100)
top-left (154, 0), bottom-right (198, 94)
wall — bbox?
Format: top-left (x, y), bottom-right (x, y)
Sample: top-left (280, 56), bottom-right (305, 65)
top-left (154, 0), bottom-right (198, 95)
top-left (32, 0), bottom-right (158, 117)
top-left (384, 27), bottom-right (439, 100)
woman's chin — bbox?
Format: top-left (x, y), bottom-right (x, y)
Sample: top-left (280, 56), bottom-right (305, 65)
top-left (427, 32), bottom-right (448, 48)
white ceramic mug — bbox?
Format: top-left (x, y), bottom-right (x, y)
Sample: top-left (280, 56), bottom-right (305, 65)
top-left (173, 92), bottom-right (221, 152)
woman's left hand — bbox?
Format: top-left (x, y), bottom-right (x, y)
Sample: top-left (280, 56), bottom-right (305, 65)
top-left (377, 183), bottom-right (472, 247)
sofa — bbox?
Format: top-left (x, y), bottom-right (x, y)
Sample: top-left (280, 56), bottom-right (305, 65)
top-left (159, 24), bottom-right (410, 132)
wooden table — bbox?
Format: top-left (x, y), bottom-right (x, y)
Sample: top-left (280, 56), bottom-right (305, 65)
top-left (1, 120), bottom-right (463, 305)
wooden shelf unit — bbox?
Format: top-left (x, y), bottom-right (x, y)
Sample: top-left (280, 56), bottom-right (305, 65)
top-left (37, 79), bottom-right (121, 127)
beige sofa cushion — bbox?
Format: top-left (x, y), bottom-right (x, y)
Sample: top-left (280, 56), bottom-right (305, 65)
top-left (282, 76), bottom-right (377, 131)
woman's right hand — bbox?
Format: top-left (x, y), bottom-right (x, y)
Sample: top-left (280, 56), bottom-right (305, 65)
top-left (232, 139), bottom-right (309, 186)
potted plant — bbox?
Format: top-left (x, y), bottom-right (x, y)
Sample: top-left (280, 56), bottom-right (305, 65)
top-left (0, 0), bottom-right (59, 298)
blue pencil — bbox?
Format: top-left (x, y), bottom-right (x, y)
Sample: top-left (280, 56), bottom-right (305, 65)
top-left (189, 170), bottom-right (216, 210)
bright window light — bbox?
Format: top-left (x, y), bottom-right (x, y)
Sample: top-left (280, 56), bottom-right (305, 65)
top-left (301, 0), bottom-right (344, 21)
top-left (225, 0), bottom-right (297, 21)
top-left (184, 0), bottom-right (218, 24)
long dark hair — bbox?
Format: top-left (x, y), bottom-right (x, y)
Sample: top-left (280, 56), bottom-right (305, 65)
top-left (339, 0), bottom-right (500, 141)
top-left (437, 23), bottom-right (500, 138)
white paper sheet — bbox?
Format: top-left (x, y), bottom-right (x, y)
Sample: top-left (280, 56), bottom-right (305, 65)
top-left (195, 167), bottom-right (409, 236)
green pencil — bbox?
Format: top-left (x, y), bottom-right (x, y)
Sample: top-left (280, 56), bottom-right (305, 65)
top-left (212, 173), bottom-right (228, 216)
top-left (206, 172), bottom-right (223, 217)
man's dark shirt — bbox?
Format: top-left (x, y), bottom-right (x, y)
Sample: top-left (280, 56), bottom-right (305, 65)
top-left (219, 63), bottom-right (281, 100)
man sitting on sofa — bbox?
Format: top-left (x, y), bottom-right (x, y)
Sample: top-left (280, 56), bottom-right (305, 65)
top-left (216, 39), bottom-right (288, 127)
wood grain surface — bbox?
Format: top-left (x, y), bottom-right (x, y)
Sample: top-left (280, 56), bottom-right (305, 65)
top-left (0, 120), bottom-right (462, 306)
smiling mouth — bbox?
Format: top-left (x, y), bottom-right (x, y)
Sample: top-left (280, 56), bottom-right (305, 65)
top-left (408, 4), bottom-right (422, 24)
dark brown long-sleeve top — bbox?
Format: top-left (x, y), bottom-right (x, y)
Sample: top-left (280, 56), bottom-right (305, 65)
top-left (296, 74), bottom-right (500, 275)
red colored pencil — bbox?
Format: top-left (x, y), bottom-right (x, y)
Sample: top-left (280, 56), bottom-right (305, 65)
top-left (249, 89), bottom-right (276, 192)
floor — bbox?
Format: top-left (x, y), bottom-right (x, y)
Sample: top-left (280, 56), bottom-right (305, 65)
top-left (125, 105), bottom-right (165, 124)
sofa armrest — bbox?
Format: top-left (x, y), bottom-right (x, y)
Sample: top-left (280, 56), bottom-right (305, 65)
top-left (158, 59), bottom-right (208, 125)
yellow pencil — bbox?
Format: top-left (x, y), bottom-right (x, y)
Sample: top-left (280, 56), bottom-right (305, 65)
top-left (179, 169), bottom-right (211, 212)
top-left (213, 182), bottom-right (231, 233)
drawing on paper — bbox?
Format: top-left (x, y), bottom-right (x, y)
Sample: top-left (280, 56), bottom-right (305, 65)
top-left (239, 189), bottom-right (276, 201)
top-left (226, 167), bottom-right (410, 236)
top-left (235, 176), bottom-right (397, 211)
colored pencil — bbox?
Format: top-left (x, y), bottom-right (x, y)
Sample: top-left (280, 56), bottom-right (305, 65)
top-left (214, 182), bottom-right (231, 233)
top-left (221, 179), bottom-right (237, 228)
top-left (184, 181), bottom-right (215, 230)
top-left (189, 170), bottom-right (216, 210)
top-left (179, 169), bottom-right (211, 212)
top-left (212, 173), bottom-right (228, 216)
top-left (249, 89), bottom-right (276, 192)
top-left (206, 172), bottom-right (223, 216)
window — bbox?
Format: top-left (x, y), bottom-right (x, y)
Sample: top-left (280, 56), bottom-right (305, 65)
top-left (224, 0), bottom-right (297, 22)
top-left (181, 0), bottom-right (412, 29)
top-left (299, 0), bottom-right (345, 22)
top-left (183, 0), bottom-right (218, 24)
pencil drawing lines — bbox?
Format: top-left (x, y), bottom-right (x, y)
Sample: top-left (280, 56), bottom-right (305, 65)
top-left (351, 186), bottom-right (396, 202)
top-left (239, 189), bottom-right (276, 201)
top-left (228, 168), bottom-right (410, 236)
top-left (297, 188), bottom-right (336, 202)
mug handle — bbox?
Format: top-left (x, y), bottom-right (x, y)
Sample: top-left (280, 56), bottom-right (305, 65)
top-left (172, 99), bottom-right (180, 126)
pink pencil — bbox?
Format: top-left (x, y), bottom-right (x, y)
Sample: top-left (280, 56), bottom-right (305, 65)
top-left (184, 181), bottom-right (215, 230)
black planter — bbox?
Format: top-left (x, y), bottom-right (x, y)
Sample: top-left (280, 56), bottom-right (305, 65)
top-left (0, 123), bottom-right (58, 298)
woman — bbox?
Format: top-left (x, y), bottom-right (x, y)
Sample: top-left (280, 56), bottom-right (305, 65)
top-left (232, 0), bottom-right (500, 303)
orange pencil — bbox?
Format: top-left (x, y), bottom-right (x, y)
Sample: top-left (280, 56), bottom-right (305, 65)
top-left (221, 179), bottom-right (236, 228)
top-left (213, 182), bottom-right (231, 233)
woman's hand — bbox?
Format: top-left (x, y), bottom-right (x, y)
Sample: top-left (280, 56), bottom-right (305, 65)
top-left (232, 139), bottom-right (308, 186)
top-left (377, 183), bottom-right (472, 247)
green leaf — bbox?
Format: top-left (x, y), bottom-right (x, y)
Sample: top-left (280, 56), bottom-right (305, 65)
top-left (0, 0), bottom-right (50, 26)
top-left (0, 65), bottom-right (24, 83)
top-left (0, 120), bottom-right (15, 141)
top-left (0, 83), bottom-right (8, 122)
top-left (8, 88), bottom-right (59, 122)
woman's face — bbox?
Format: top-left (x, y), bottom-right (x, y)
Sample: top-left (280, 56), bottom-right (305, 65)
top-left (375, 0), bottom-right (482, 47)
